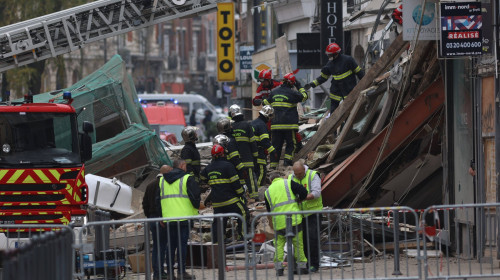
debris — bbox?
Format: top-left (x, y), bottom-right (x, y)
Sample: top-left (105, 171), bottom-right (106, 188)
top-left (405, 249), bottom-right (441, 258)
top-left (363, 238), bottom-right (381, 255)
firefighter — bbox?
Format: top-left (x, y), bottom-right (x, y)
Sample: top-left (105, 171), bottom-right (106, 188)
top-left (304, 43), bottom-right (365, 114)
top-left (263, 72), bottom-right (308, 168)
top-left (213, 134), bottom-right (244, 175)
top-left (253, 69), bottom-right (282, 106)
top-left (253, 70), bottom-right (303, 151)
top-left (180, 126), bottom-right (201, 183)
top-left (200, 144), bottom-right (250, 243)
top-left (392, 4), bottom-right (403, 25)
top-left (229, 104), bottom-right (259, 200)
top-left (264, 172), bottom-right (309, 276)
top-left (290, 160), bottom-right (322, 273)
top-left (216, 119), bottom-right (248, 188)
top-left (156, 158), bottom-right (203, 280)
top-left (250, 105), bottom-right (277, 190)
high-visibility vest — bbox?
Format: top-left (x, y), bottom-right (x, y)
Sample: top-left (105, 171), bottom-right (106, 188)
top-left (159, 175), bottom-right (198, 221)
top-left (290, 169), bottom-right (323, 212)
top-left (265, 178), bottom-right (301, 230)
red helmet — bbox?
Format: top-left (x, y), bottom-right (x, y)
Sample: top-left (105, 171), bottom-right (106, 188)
top-left (283, 72), bottom-right (296, 84)
top-left (211, 144), bottom-right (225, 158)
top-left (258, 69), bottom-right (272, 81)
top-left (325, 43), bottom-right (341, 55)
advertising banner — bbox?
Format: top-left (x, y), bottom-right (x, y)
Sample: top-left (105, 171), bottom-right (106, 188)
top-left (403, 0), bottom-right (438, 41)
top-left (440, 2), bottom-right (482, 57)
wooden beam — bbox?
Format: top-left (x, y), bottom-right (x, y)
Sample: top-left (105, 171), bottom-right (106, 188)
top-left (374, 241), bottom-right (434, 251)
top-left (326, 93), bottom-right (366, 163)
top-left (320, 78), bottom-right (445, 207)
top-left (371, 89), bottom-right (395, 135)
top-left (295, 34), bottom-right (410, 161)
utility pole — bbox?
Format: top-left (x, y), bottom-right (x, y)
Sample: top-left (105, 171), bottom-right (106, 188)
top-left (494, 0), bottom-right (500, 260)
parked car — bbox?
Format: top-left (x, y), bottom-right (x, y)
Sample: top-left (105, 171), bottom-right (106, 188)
top-left (142, 103), bottom-right (186, 145)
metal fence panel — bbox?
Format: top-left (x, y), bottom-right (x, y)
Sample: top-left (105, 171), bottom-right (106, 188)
top-left (422, 203), bottom-right (500, 280)
top-left (248, 206), bottom-right (421, 280)
top-left (5, 204), bottom-right (500, 280)
top-left (76, 213), bottom-right (248, 280)
top-left (0, 225), bottom-right (74, 280)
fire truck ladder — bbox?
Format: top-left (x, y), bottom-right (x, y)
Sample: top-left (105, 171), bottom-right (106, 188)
top-left (0, 0), bottom-right (224, 72)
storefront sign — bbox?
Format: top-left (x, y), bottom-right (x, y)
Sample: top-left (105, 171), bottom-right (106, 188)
top-left (440, 2), bottom-right (482, 57)
top-left (320, 0), bottom-right (343, 65)
top-left (297, 33), bottom-right (321, 69)
top-left (239, 46), bottom-right (254, 73)
top-left (252, 62), bottom-right (272, 84)
top-left (217, 2), bottom-right (235, 81)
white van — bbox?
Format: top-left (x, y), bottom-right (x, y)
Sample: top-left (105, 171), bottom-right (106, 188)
top-left (137, 93), bottom-right (226, 125)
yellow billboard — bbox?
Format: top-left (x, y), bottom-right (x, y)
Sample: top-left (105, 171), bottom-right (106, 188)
top-left (217, 2), bottom-right (235, 81)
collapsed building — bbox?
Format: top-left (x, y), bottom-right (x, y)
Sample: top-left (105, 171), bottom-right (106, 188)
top-left (297, 35), bottom-right (443, 210)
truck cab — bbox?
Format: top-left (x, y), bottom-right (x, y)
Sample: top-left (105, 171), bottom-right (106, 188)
top-left (142, 102), bottom-right (186, 145)
top-left (0, 94), bottom-right (93, 233)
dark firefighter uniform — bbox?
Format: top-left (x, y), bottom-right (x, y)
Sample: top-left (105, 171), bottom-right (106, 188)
top-left (263, 86), bottom-right (308, 168)
top-left (231, 115), bottom-right (259, 199)
top-left (311, 54), bottom-right (364, 113)
top-left (180, 142), bottom-right (201, 182)
top-left (251, 115), bottom-right (276, 189)
top-left (254, 79), bottom-right (303, 152)
top-left (200, 158), bottom-right (249, 242)
top-left (253, 80), bottom-right (282, 106)
top-left (224, 133), bottom-right (247, 186)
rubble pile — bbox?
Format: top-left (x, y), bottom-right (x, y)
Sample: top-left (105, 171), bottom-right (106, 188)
top-left (294, 36), bottom-right (443, 210)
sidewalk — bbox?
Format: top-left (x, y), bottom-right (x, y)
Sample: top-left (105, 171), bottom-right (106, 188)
top-left (123, 251), bottom-right (500, 280)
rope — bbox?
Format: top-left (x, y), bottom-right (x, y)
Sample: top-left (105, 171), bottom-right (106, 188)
top-left (354, 108), bottom-right (443, 203)
top-left (347, 0), bottom-right (431, 209)
top-left (398, 109), bottom-right (444, 204)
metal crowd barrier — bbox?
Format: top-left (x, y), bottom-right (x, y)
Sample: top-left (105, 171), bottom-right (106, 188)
top-left (76, 213), bottom-right (248, 280)
top-left (0, 225), bottom-right (74, 280)
top-left (249, 206), bottom-right (422, 280)
top-left (422, 203), bottom-right (500, 280)
top-left (3, 204), bottom-right (500, 280)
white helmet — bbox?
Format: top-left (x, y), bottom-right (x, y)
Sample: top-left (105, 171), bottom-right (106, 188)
top-left (216, 118), bottom-right (232, 134)
top-left (181, 126), bottom-right (198, 142)
top-left (259, 105), bottom-right (274, 119)
top-left (229, 104), bottom-right (243, 118)
top-left (213, 134), bottom-right (230, 149)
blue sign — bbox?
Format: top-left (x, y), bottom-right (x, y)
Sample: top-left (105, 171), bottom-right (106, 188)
top-left (239, 46), bottom-right (254, 73)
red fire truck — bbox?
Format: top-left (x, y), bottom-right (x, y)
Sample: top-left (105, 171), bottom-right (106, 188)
top-left (0, 92), bottom-right (93, 232)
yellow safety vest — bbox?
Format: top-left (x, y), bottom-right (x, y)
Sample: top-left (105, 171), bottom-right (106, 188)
top-left (265, 178), bottom-right (302, 230)
top-left (159, 175), bottom-right (198, 221)
top-left (289, 169), bottom-right (323, 212)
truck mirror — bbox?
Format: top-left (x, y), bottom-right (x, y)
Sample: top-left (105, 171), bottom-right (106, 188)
top-left (80, 133), bottom-right (93, 162)
top-left (82, 121), bottom-right (94, 133)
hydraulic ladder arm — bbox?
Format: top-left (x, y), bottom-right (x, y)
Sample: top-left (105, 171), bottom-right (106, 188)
top-left (0, 0), bottom-right (225, 72)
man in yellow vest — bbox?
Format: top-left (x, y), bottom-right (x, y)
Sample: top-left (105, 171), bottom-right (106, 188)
top-left (264, 172), bottom-right (309, 276)
top-left (290, 160), bottom-right (323, 273)
top-left (156, 159), bottom-right (204, 280)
